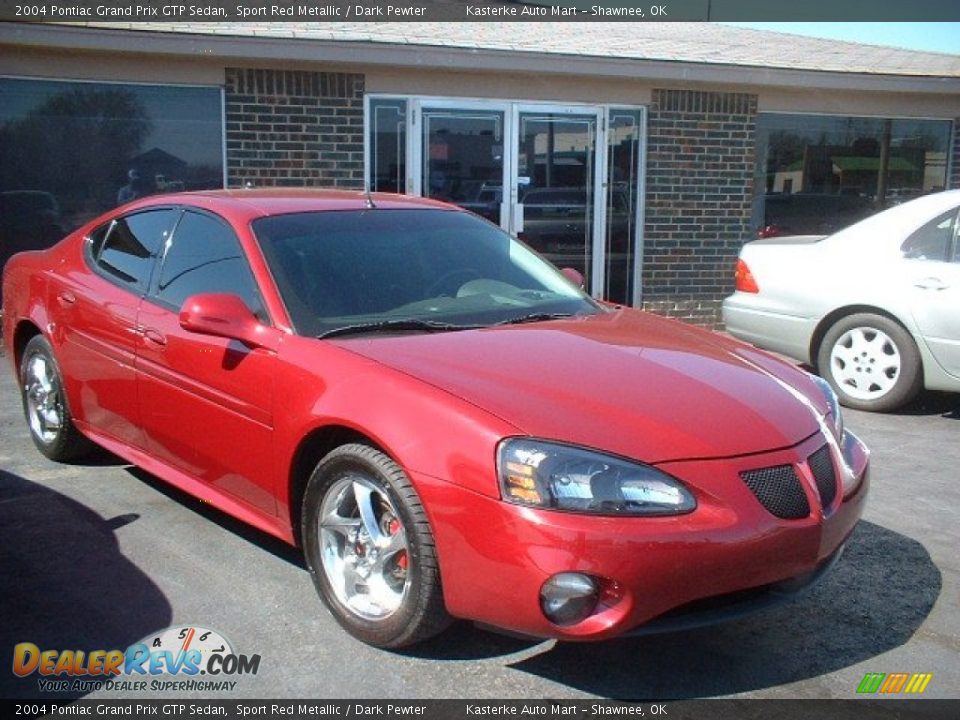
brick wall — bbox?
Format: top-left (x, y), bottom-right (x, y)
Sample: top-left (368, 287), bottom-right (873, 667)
top-left (951, 118), bottom-right (960, 190)
top-left (641, 89), bottom-right (758, 328)
top-left (225, 69), bottom-right (365, 189)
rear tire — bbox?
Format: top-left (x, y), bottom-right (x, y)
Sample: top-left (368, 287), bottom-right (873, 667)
top-left (20, 335), bottom-right (93, 461)
top-left (817, 313), bottom-right (922, 412)
top-left (301, 443), bottom-right (451, 648)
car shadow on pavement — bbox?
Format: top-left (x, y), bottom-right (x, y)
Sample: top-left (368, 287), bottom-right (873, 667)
top-left (896, 391), bottom-right (959, 420)
top-left (397, 622), bottom-right (546, 661)
top-left (0, 470), bottom-right (172, 700)
top-left (506, 520), bottom-right (941, 699)
top-left (58, 446), bottom-right (131, 467)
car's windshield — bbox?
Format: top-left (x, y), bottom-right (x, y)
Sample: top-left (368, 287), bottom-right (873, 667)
top-left (252, 208), bottom-right (601, 337)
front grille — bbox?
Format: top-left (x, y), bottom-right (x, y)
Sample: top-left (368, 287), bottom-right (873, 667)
top-left (739, 464), bottom-right (810, 520)
top-left (808, 444), bottom-right (837, 509)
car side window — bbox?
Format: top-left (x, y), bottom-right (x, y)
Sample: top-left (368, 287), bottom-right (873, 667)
top-left (155, 210), bottom-right (265, 318)
top-left (901, 208), bottom-right (957, 262)
top-left (94, 210), bottom-right (176, 291)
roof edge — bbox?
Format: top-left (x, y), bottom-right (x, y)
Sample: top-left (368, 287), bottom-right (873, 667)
top-left (3, 23), bottom-right (960, 95)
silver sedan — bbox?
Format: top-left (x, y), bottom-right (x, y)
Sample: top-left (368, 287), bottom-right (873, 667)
top-left (723, 190), bottom-right (960, 412)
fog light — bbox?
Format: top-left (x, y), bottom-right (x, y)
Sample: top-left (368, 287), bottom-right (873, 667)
top-left (540, 573), bottom-right (599, 626)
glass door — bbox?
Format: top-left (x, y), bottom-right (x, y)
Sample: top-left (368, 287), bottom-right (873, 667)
top-left (512, 107), bottom-right (606, 295)
top-left (394, 99), bottom-right (617, 298)
top-left (419, 105), bottom-right (507, 228)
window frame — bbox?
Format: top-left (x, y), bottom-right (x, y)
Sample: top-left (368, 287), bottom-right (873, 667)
top-left (951, 208), bottom-right (960, 264)
top-left (83, 207), bottom-right (180, 296)
top-left (146, 207), bottom-right (271, 325)
top-left (900, 206), bottom-right (960, 264)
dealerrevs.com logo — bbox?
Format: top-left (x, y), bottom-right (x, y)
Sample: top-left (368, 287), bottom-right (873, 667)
top-left (13, 626), bottom-right (261, 693)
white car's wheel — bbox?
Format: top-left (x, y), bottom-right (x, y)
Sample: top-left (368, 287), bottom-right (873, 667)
top-left (817, 313), bottom-right (923, 412)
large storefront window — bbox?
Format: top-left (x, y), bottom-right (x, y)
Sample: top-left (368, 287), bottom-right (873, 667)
top-left (754, 113), bottom-right (952, 236)
top-left (0, 78), bottom-right (223, 268)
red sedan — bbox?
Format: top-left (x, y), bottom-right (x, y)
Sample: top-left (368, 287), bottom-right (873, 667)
top-left (2, 190), bottom-right (869, 648)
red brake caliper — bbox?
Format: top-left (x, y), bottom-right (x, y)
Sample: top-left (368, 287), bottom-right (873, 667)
top-left (388, 518), bottom-right (408, 571)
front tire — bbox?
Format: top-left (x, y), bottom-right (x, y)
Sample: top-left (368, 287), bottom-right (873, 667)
top-left (301, 443), bottom-right (451, 648)
top-left (817, 313), bottom-right (922, 412)
top-left (20, 335), bottom-right (93, 461)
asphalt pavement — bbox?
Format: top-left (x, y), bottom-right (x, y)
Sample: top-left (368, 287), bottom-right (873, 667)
top-left (1, 350), bottom-right (957, 700)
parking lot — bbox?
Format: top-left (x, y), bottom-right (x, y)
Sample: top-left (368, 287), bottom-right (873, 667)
top-left (1, 353), bottom-right (957, 701)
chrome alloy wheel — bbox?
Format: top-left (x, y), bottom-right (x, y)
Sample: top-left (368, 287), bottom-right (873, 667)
top-left (829, 326), bottom-right (901, 401)
top-left (24, 353), bottom-right (64, 444)
top-left (318, 475), bottom-right (411, 620)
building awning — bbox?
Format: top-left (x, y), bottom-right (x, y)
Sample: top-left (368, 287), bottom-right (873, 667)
top-left (832, 156), bottom-right (918, 172)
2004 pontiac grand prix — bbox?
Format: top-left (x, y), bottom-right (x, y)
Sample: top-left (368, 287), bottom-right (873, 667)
top-left (2, 190), bottom-right (869, 648)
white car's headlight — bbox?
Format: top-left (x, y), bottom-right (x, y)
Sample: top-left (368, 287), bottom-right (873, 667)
top-left (497, 439), bottom-right (696, 516)
top-left (810, 374), bottom-right (844, 440)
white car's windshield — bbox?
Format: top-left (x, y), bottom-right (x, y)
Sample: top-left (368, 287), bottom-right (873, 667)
top-left (253, 208), bottom-right (601, 337)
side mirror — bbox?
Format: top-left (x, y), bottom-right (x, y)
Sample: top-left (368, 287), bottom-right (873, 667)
top-left (560, 267), bottom-right (585, 289)
top-left (179, 293), bottom-right (276, 350)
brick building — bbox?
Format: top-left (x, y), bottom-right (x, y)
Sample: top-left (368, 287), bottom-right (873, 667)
top-left (2, 22), bottom-right (959, 326)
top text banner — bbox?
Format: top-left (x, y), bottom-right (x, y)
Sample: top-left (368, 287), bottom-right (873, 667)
top-left (2, 0), bottom-right (960, 22)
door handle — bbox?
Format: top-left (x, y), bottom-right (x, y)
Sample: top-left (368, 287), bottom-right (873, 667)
top-left (142, 328), bottom-right (167, 346)
top-left (914, 277), bottom-right (949, 291)
top-left (57, 291), bottom-right (76, 306)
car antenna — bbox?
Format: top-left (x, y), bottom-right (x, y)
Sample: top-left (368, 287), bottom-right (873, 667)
top-left (364, 187), bottom-right (377, 209)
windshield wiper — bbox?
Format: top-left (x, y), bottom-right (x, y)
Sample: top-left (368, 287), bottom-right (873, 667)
top-left (318, 319), bottom-right (483, 339)
top-left (495, 312), bottom-right (575, 326)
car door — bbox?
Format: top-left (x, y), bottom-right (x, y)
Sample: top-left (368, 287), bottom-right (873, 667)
top-left (135, 209), bottom-right (277, 515)
top-left (901, 205), bottom-right (960, 379)
top-left (52, 209), bottom-right (176, 448)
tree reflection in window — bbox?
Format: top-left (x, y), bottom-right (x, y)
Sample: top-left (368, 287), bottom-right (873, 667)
top-left (753, 114), bottom-right (951, 238)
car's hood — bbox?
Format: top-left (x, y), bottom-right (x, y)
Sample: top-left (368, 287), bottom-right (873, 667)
top-left (335, 309), bottom-right (825, 464)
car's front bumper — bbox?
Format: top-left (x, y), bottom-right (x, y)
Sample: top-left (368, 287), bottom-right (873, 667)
top-left (413, 429), bottom-right (869, 641)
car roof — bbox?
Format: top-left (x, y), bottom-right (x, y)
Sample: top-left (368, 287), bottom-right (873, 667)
top-left (827, 189), bottom-right (960, 248)
top-left (125, 188), bottom-right (458, 220)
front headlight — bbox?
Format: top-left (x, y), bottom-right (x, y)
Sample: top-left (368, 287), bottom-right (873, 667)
top-left (810, 374), bottom-right (843, 440)
top-left (497, 438), bottom-right (696, 516)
